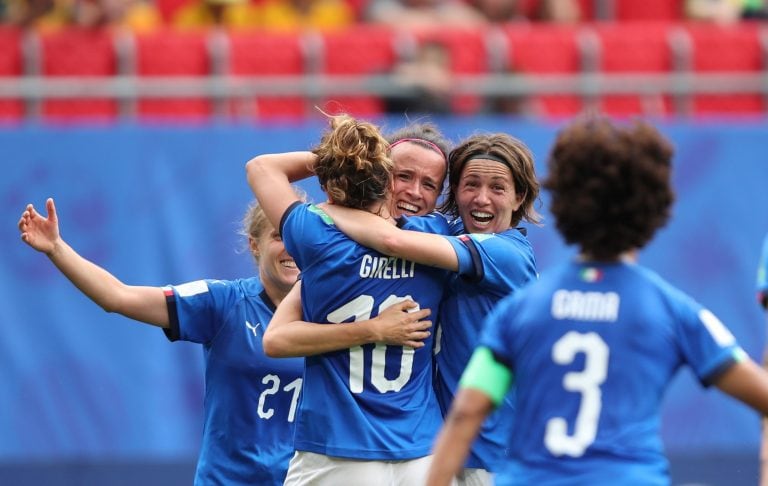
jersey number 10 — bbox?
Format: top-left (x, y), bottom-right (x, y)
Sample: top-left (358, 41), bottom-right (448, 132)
top-left (328, 294), bottom-right (417, 394)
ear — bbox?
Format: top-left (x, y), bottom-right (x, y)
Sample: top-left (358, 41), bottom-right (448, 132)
top-left (513, 190), bottom-right (526, 211)
top-left (249, 235), bottom-right (260, 258)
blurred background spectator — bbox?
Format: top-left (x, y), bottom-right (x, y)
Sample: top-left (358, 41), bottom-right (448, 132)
top-left (257, 0), bottom-right (354, 31)
top-left (383, 38), bottom-right (453, 115)
top-left (364, 0), bottom-right (486, 28)
top-left (686, 0), bottom-right (768, 23)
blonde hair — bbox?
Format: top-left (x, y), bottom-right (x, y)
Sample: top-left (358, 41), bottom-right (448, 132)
top-left (239, 186), bottom-right (307, 261)
top-left (313, 114), bottom-right (393, 210)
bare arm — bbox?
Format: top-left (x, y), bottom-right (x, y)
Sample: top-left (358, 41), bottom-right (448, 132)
top-left (18, 198), bottom-right (169, 327)
top-left (427, 388), bottom-right (495, 486)
top-left (320, 203), bottom-right (459, 271)
top-left (245, 151), bottom-right (316, 230)
top-left (263, 282), bottom-right (433, 357)
top-left (715, 357), bottom-right (768, 415)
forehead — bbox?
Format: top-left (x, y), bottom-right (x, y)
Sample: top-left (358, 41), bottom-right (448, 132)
top-left (391, 143), bottom-right (446, 183)
top-left (460, 158), bottom-right (514, 181)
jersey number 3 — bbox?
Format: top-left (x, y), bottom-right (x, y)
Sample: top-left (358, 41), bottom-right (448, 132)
top-left (544, 331), bottom-right (609, 458)
top-left (328, 294), bottom-right (416, 394)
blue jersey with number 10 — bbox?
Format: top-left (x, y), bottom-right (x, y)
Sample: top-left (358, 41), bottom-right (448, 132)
top-left (282, 203), bottom-right (447, 460)
top-left (480, 261), bottom-right (744, 486)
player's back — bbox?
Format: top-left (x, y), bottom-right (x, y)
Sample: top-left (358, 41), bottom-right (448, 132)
top-left (483, 260), bottom-right (741, 485)
top-left (282, 203), bottom-right (446, 460)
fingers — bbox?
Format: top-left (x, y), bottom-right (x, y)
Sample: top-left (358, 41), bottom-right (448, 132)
top-left (408, 308), bottom-right (431, 320)
top-left (46, 198), bottom-right (57, 222)
top-left (390, 300), bottom-right (418, 312)
top-left (404, 341), bottom-right (425, 349)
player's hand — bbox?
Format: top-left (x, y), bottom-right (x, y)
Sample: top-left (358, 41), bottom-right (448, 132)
top-left (369, 300), bottom-right (432, 348)
top-left (18, 198), bottom-right (61, 255)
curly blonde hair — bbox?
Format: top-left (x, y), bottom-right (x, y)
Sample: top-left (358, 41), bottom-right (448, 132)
top-left (313, 115), bottom-right (393, 210)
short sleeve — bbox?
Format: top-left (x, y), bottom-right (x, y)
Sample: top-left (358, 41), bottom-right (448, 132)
top-left (163, 279), bottom-right (239, 345)
top-left (674, 299), bottom-right (743, 386)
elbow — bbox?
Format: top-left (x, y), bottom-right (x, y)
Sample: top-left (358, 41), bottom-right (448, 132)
top-left (245, 155), bottom-right (270, 189)
top-left (262, 331), bottom-right (290, 358)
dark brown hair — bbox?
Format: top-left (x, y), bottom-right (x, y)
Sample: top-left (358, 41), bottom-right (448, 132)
top-left (440, 133), bottom-right (542, 227)
top-left (543, 116), bottom-right (675, 260)
top-left (313, 115), bottom-right (393, 210)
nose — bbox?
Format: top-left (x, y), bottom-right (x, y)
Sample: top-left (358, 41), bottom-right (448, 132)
top-left (474, 186), bottom-right (491, 205)
top-left (403, 180), bottom-right (422, 199)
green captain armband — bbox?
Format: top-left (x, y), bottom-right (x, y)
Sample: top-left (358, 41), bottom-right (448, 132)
top-left (459, 347), bottom-right (514, 406)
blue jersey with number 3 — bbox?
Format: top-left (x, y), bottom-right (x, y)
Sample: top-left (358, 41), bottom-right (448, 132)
top-left (164, 277), bottom-right (303, 486)
top-left (282, 203), bottom-right (447, 460)
top-left (480, 261), bottom-right (743, 485)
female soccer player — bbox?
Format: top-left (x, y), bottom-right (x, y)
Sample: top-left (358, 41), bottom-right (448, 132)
top-left (427, 117), bottom-right (768, 485)
top-left (246, 114), bottom-right (448, 485)
top-left (16, 197), bottom-right (421, 485)
top-left (314, 132), bottom-right (541, 486)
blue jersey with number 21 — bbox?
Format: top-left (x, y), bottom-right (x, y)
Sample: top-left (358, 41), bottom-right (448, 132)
top-left (480, 261), bottom-right (744, 486)
top-left (164, 277), bottom-right (303, 486)
top-left (282, 203), bottom-right (447, 460)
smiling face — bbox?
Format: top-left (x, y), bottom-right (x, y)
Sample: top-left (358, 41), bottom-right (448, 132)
top-left (456, 158), bottom-right (523, 234)
top-left (251, 228), bottom-right (299, 296)
top-left (390, 142), bottom-right (446, 217)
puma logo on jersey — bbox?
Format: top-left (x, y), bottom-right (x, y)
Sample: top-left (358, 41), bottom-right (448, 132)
top-left (359, 255), bottom-right (416, 279)
top-left (551, 290), bottom-right (620, 322)
top-left (246, 321), bottom-right (262, 337)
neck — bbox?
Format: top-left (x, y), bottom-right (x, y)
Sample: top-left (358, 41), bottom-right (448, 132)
top-left (367, 199), bottom-right (396, 224)
top-left (578, 249), bottom-right (638, 264)
top-left (259, 270), bottom-right (291, 308)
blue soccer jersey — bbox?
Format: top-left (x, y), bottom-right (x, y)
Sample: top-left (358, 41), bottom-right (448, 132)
top-left (163, 278), bottom-right (303, 486)
top-left (479, 260), bottom-right (744, 485)
top-left (281, 203), bottom-right (447, 460)
top-left (436, 226), bottom-right (537, 471)
top-left (758, 234), bottom-right (768, 306)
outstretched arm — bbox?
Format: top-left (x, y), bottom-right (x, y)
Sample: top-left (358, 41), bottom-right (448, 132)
top-left (18, 198), bottom-right (169, 327)
top-left (320, 203), bottom-right (459, 271)
top-left (245, 151), bottom-right (316, 230)
top-left (263, 282), bottom-right (433, 357)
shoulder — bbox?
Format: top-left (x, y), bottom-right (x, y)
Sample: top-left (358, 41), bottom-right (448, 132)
top-left (399, 211), bottom-right (451, 235)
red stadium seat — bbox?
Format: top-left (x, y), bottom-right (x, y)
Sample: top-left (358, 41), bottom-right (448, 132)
top-left (504, 24), bottom-right (583, 117)
top-left (318, 26), bottom-right (398, 117)
top-left (39, 29), bottom-right (118, 121)
top-left (685, 24), bottom-right (765, 115)
top-left (594, 22), bottom-right (674, 116)
top-left (134, 30), bottom-right (211, 120)
top-left (0, 26), bottom-right (24, 121)
top-left (228, 31), bottom-right (307, 120)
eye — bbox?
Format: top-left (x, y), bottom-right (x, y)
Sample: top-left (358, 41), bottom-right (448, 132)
top-left (423, 182), bottom-right (438, 192)
top-left (396, 172), bottom-right (411, 181)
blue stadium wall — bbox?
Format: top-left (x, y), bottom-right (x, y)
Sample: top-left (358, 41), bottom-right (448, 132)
top-left (2, 117), bottom-right (767, 485)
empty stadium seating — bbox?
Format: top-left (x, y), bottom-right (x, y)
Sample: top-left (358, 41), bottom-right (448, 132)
top-left (134, 30), bottom-right (211, 119)
top-left (503, 24), bottom-right (584, 117)
top-left (0, 26), bottom-right (23, 121)
top-left (593, 22), bottom-right (675, 116)
top-left (39, 28), bottom-right (118, 121)
top-left (228, 31), bottom-right (307, 119)
top-left (318, 26), bottom-right (399, 116)
top-left (0, 21), bottom-right (766, 121)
